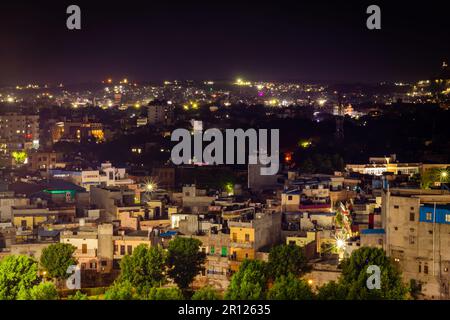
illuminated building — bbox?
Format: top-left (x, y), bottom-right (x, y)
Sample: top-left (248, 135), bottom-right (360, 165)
top-left (382, 188), bottom-right (450, 299)
top-left (147, 100), bottom-right (174, 126)
top-left (0, 113), bottom-right (39, 151)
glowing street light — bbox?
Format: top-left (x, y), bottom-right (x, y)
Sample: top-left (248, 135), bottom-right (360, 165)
top-left (336, 239), bottom-right (346, 250)
top-left (146, 182), bottom-right (156, 192)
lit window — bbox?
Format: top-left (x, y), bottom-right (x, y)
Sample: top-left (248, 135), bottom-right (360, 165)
top-left (426, 212), bottom-right (432, 221)
top-left (446, 214), bottom-right (450, 223)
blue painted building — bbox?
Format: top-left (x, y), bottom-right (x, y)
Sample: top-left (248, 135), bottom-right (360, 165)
top-left (419, 204), bottom-right (450, 224)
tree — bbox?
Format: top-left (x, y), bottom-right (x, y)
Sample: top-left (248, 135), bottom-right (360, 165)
top-left (191, 286), bottom-right (221, 300)
top-left (40, 243), bottom-right (77, 279)
top-left (68, 291), bottom-right (89, 300)
top-left (267, 274), bottom-right (314, 300)
top-left (119, 244), bottom-right (166, 291)
top-left (316, 247), bottom-right (408, 300)
top-left (267, 244), bottom-right (308, 279)
top-left (316, 281), bottom-right (348, 300)
top-left (144, 287), bottom-right (184, 300)
top-left (167, 237), bottom-right (206, 291)
top-left (17, 282), bottom-right (59, 300)
top-left (225, 260), bottom-right (268, 300)
top-left (0, 255), bottom-right (40, 300)
top-left (104, 281), bottom-right (137, 300)
top-left (339, 247), bottom-right (408, 299)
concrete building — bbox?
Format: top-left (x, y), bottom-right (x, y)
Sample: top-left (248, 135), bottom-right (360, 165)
top-left (28, 151), bottom-right (64, 171)
top-left (147, 102), bottom-right (174, 126)
top-left (0, 192), bottom-right (29, 222)
top-left (382, 188), bottom-right (450, 299)
top-left (49, 162), bottom-right (134, 191)
top-left (90, 186), bottom-right (137, 221)
top-left (0, 113), bottom-right (39, 150)
top-left (227, 210), bottom-right (281, 272)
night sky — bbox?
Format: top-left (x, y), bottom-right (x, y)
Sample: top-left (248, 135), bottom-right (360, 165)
top-left (0, 0), bottom-right (449, 85)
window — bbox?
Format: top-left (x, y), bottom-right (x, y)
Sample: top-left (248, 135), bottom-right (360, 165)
top-left (114, 245), bottom-right (118, 253)
top-left (426, 212), bottom-right (432, 221)
top-left (210, 246), bottom-right (215, 254)
top-left (418, 263), bottom-right (422, 273)
top-left (409, 236), bottom-right (415, 245)
top-left (446, 214), bottom-right (450, 223)
top-left (245, 234), bottom-right (250, 242)
top-left (424, 264), bottom-right (429, 274)
top-left (288, 196), bottom-right (293, 201)
top-left (221, 246), bottom-right (227, 257)
top-left (409, 212), bottom-right (415, 221)
top-left (120, 245), bottom-right (125, 255)
top-left (127, 245), bottom-right (132, 255)
top-left (232, 233), bottom-right (237, 242)
top-left (289, 240), bottom-right (296, 245)
top-left (394, 205), bottom-right (399, 209)
top-left (82, 244), bottom-right (87, 254)
top-left (101, 260), bottom-right (107, 267)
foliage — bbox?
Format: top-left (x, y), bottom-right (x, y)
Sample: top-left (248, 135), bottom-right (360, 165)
top-left (40, 243), bottom-right (77, 279)
top-left (191, 286), bottom-right (221, 300)
top-left (267, 274), bottom-right (314, 300)
top-left (267, 244), bottom-right (308, 279)
top-left (421, 167), bottom-right (450, 189)
top-left (316, 281), bottom-right (348, 300)
top-left (225, 260), bottom-right (268, 300)
top-left (11, 151), bottom-right (27, 165)
top-left (317, 247), bottom-right (409, 300)
top-left (17, 282), bottom-right (59, 300)
top-left (119, 244), bottom-right (167, 291)
top-left (167, 237), bottom-right (206, 290)
top-left (144, 287), bottom-right (184, 300)
top-left (67, 290), bottom-right (89, 300)
top-left (104, 280), bottom-right (137, 300)
top-left (0, 255), bottom-right (40, 300)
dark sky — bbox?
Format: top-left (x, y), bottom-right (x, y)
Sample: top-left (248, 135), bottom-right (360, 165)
top-left (0, 0), bottom-right (449, 85)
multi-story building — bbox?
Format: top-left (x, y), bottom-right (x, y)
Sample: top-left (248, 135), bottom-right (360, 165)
top-left (49, 162), bottom-right (135, 191)
top-left (50, 120), bottom-right (104, 143)
top-left (147, 101), bottom-right (174, 126)
top-left (382, 188), bottom-right (450, 299)
top-left (28, 151), bottom-right (64, 171)
top-left (0, 192), bottom-right (29, 222)
top-left (227, 210), bottom-right (281, 272)
top-left (0, 114), bottom-right (39, 149)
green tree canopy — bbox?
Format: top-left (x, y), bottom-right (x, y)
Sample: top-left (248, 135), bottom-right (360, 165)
top-left (317, 247), bottom-right (409, 300)
top-left (225, 260), bottom-right (268, 300)
top-left (267, 244), bottom-right (308, 279)
top-left (144, 287), bottom-right (184, 300)
top-left (0, 255), bottom-right (40, 300)
top-left (167, 237), bottom-right (206, 291)
top-left (119, 244), bottom-right (167, 291)
top-left (267, 273), bottom-right (314, 300)
top-left (40, 243), bottom-right (77, 279)
top-left (104, 280), bottom-right (137, 300)
top-left (316, 281), bottom-right (348, 300)
top-left (191, 286), bottom-right (221, 300)
top-left (17, 282), bottom-right (59, 300)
